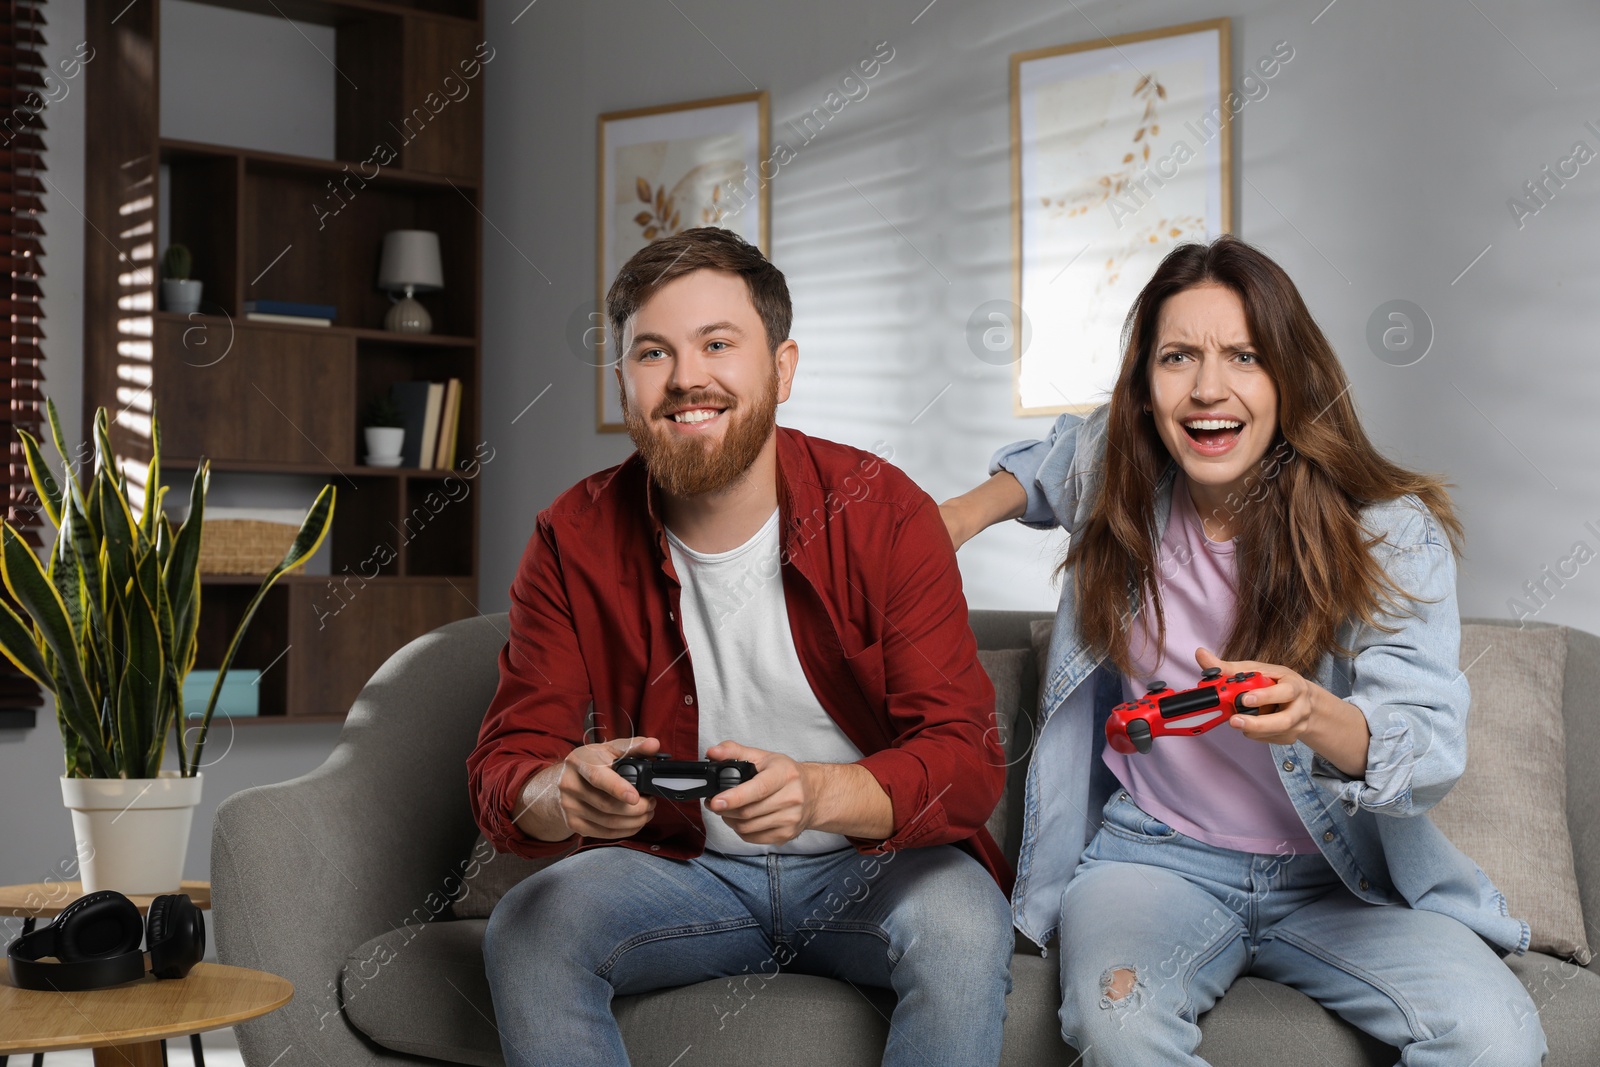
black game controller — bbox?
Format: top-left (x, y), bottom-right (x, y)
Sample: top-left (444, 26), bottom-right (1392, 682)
top-left (611, 754), bottom-right (757, 801)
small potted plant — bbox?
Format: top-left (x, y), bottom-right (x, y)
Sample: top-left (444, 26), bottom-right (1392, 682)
top-left (0, 398), bottom-right (335, 893)
top-left (161, 243), bottom-right (203, 314)
top-left (363, 388), bottom-right (405, 467)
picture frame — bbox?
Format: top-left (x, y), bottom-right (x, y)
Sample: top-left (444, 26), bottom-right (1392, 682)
top-left (595, 91), bottom-right (771, 432)
top-left (1011, 18), bottom-right (1233, 417)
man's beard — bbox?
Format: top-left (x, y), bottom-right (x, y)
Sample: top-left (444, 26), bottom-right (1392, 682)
top-left (622, 368), bottom-right (778, 497)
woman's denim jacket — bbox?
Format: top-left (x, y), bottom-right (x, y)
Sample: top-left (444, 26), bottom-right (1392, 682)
top-left (991, 404), bottom-right (1530, 957)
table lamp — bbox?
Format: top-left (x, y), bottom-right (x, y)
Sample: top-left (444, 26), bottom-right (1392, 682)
top-left (378, 230), bottom-right (444, 333)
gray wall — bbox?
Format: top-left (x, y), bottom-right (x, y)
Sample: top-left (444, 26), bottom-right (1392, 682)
top-left (476, 0), bottom-right (1599, 627)
top-left (4, 0), bottom-right (1598, 891)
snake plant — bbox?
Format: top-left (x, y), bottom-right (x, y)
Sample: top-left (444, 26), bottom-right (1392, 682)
top-left (0, 399), bottom-right (335, 778)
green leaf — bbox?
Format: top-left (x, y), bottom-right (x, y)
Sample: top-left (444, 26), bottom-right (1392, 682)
top-left (124, 543), bottom-right (165, 774)
top-left (44, 398), bottom-right (81, 502)
top-left (113, 633), bottom-right (139, 776)
top-left (84, 472), bottom-right (103, 554)
top-left (18, 428), bottom-right (61, 530)
top-left (0, 521), bottom-right (114, 776)
top-left (163, 462), bottom-right (207, 667)
top-left (276, 485), bottom-right (336, 575)
top-left (144, 483), bottom-right (169, 537)
top-left (91, 408), bottom-right (145, 573)
top-left (156, 514), bottom-right (190, 661)
top-left (72, 532), bottom-right (112, 709)
top-left (150, 550), bottom-right (183, 775)
top-left (93, 409), bottom-right (132, 501)
top-left (90, 407), bottom-right (114, 495)
top-left (63, 481), bottom-right (107, 632)
top-left (96, 463), bottom-right (139, 582)
top-left (188, 484), bottom-right (336, 774)
top-left (57, 707), bottom-right (87, 778)
top-left (0, 593), bottom-right (53, 688)
top-left (48, 481), bottom-right (90, 650)
top-left (140, 401), bottom-right (162, 544)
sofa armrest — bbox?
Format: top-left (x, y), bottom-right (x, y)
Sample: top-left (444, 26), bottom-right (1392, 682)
top-left (212, 612), bottom-right (510, 1065)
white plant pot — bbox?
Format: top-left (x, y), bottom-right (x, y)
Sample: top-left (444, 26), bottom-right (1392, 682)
top-left (60, 771), bottom-right (204, 894)
top-left (365, 425), bottom-right (404, 459)
top-left (161, 278), bottom-right (203, 314)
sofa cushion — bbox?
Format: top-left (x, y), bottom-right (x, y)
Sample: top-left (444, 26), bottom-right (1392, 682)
top-left (452, 647), bottom-right (1035, 921)
top-left (979, 647), bottom-right (1032, 867)
top-left (451, 836), bottom-right (561, 921)
top-left (1429, 623), bottom-right (1590, 962)
top-left (1030, 618), bottom-right (1055, 701)
top-left (340, 917), bottom-right (1600, 1066)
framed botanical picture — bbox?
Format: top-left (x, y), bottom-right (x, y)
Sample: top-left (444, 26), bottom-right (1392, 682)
top-left (1011, 19), bottom-right (1232, 416)
top-left (595, 91), bottom-right (771, 432)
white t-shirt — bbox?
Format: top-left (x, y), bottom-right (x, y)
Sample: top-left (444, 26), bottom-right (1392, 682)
top-left (665, 508), bottom-right (864, 855)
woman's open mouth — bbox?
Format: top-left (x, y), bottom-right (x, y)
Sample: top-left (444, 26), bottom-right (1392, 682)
top-left (1181, 418), bottom-right (1244, 456)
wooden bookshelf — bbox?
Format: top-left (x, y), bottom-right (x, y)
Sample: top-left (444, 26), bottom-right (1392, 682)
top-left (83, 0), bottom-right (485, 722)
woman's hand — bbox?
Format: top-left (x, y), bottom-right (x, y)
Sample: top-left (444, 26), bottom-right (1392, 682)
top-left (938, 471), bottom-right (1029, 551)
top-left (1194, 647), bottom-right (1371, 777)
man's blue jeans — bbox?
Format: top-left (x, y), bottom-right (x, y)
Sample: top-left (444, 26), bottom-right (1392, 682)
top-left (1058, 790), bottom-right (1548, 1065)
top-left (482, 842), bottom-right (1014, 1066)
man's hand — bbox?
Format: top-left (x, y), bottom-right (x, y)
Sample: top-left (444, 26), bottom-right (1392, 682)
top-left (705, 740), bottom-right (894, 844)
top-left (515, 736), bottom-right (661, 842)
top-left (704, 741), bottom-right (818, 845)
top-left (1194, 647), bottom-right (1371, 777)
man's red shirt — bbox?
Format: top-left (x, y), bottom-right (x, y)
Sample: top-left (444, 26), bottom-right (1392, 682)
top-left (467, 426), bottom-right (1011, 892)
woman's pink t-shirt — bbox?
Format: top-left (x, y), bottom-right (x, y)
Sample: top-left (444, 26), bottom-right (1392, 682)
top-left (1100, 472), bottom-right (1321, 854)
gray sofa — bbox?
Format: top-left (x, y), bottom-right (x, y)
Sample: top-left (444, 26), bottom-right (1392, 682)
top-left (212, 612), bottom-right (1600, 1066)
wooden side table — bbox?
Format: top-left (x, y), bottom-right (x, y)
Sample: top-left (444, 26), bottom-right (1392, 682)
top-left (0, 961), bottom-right (292, 1066)
top-left (1, 881), bottom-right (220, 1066)
top-left (0, 881), bottom-right (213, 928)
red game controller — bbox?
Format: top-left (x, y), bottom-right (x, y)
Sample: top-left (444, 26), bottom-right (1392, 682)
top-left (1106, 666), bottom-right (1276, 754)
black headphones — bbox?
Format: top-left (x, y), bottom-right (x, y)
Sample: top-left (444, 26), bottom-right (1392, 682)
top-left (6, 890), bottom-right (205, 992)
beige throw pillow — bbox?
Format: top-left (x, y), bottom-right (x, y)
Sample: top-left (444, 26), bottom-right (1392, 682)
top-left (1430, 624), bottom-right (1590, 962)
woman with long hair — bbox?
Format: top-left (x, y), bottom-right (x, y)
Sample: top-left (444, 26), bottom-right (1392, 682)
top-left (942, 235), bottom-right (1544, 1064)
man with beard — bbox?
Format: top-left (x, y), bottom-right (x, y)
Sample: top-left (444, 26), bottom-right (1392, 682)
top-left (468, 227), bottom-right (1013, 1067)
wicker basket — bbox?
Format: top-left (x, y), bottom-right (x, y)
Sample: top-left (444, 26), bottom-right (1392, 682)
top-left (197, 519), bottom-right (300, 576)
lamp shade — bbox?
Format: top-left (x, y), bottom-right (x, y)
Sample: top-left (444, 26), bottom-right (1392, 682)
top-left (378, 230), bottom-right (444, 292)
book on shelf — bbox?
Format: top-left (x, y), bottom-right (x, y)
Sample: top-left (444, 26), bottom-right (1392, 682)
top-left (390, 377), bottom-right (463, 470)
top-left (435, 378), bottom-right (462, 469)
top-left (244, 299), bottom-right (338, 319)
top-left (391, 381), bottom-right (435, 468)
top-left (246, 312), bottom-right (333, 326)
top-left (421, 383), bottom-right (444, 468)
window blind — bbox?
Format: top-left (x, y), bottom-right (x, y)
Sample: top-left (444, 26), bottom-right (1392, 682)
top-left (0, 0), bottom-right (50, 726)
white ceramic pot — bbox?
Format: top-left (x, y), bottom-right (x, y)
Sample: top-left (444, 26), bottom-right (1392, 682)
top-left (60, 771), bottom-right (204, 894)
top-left (161, 278), bottom-right (203, 314)
top-left (364, 425), bottom-right (404, 460)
